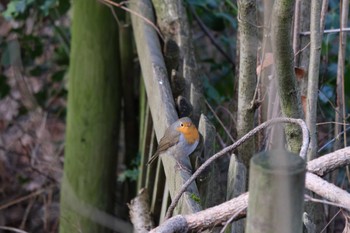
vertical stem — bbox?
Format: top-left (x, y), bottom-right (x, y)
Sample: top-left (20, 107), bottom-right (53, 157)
top-left (306, 0), bottom-right (323, 161)
top-left (236, 0), bottom-right (258, 168)
top-left (293, 0), bottom-right (301, 54)
top-left (334, 0), bottom-right (349, 150)
top-left (271, 0), bottom-right (304, 154)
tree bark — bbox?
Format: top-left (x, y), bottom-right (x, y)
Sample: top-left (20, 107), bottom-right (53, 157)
top-left (271, 0), bottom-right (304, 154)
top-left (236, 0), bottom-right (258, 168)
top-left (306, 0), bottom-right (323, 161)
top-left (59, 1), bottom-right (121, 232)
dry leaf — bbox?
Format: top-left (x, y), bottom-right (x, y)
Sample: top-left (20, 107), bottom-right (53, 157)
top-left (256, 53), bottom-right (274, 74)
top-left (295, 67), bottom-right (306, 80)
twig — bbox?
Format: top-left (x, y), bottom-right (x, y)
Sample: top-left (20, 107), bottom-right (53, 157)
top-left (165, 117), bottom-right (309, 219)
top-left (320, 0), bottom-right (329, 32)
top-left (318, 89), bottom-right (340, 115)
top-left (219, 206), bottom-right (247, 233)
top-left (189, 5), bottom-right (235, 68)
top-left (205, 100), bottom-right (235, 143)
top-left (294, 41), bottom-right (310, 58)
top-left (0, 186), bottom-right (53, 211)
top-left (293, 0), bottom-right (301, 54)
top-left (300, 27), bottom-right (350, 36)
top-left (316, 121), bottom-right (350, 126)
top-left (99, 0), bottom-right (164, 41)
top-left (305, 194), bottom-right (349, 209)
top-left (0, 226), bottom-right (29, 233)
top-left (320, 209), bottom-right (341, 233)
top-left (318, 126), bottom-right (350, 153)
top-left (19, 197), bottom-right (35, 229)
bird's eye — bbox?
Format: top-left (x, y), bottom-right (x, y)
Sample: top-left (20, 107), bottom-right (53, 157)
top-left (180, 123), bottom-right (184, 127)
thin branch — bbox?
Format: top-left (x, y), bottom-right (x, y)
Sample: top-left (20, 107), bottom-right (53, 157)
top-left (337, 0), bottom-right (349, 148)
top-left (0, 186), bottom-right (54, 211)
top-left (320, 0), bottom-right (329, 31)
top-left (320, 209), bottom-right (341, 233)
top-left (293, 0), bottom-right (301, 54)
top-left (99, 0), bottom-right (165, 41)
top-left (305, 194), bottom-right (350, 210)
top-left (306, 0), bottom-right (323, 161)
top-left (205, 100), bottom-right (235, 143)
top-left (189, 5), bottom-right (235, 68)
top-left (219, 206), bottom-right (247, 233)
top-left (165, 117), bottom-right (309, 219)
top-left (300, 27), bottom-right (350, 36)
top-left (316, 121), bottom-right (350, 126)
top-left (0, 226), bottom-right (29, 233)
top-left (294, 41), bottom-right (310, 58)
top-left (318, 126), bottom-right (350, 153)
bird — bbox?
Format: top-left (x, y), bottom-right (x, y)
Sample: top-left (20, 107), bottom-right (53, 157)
top-left (147, 117), bottom-right (199, 166)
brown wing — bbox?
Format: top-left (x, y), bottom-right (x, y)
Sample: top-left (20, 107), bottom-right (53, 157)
top-left (147, 129), bottom-right (180, 165)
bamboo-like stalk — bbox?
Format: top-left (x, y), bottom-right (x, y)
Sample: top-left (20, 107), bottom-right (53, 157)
top-left (334, 0), bottom-right (349, 151)
top-left (271, 0), bottom-right (304, 153)
top-left (331, 2), bottom-right (349, 231)
top-left (306, 0), bottom-right (323, 161)
top-left (236, 0), bottom-right (258, 168)
top-left (294, 0), bottom-right (310, 115)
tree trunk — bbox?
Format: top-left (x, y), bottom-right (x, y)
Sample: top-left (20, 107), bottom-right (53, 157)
top-left (59, 1), bottom-right (120, 232)
top-left (306, 0), bottom-right (322, 161)
top-left (271, 0), bottom-right (304, 154)
top-left (236, 0), bottom-right (258, 168)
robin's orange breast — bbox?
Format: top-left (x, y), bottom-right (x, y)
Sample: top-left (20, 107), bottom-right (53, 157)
top-left (176, 122), bottom-right (199, 145)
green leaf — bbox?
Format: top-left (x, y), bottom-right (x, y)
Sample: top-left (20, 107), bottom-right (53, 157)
top-left (190, 193), bottom-right (201, 203)
top-left (40, 0), bottom-right (58, 16)
top-left (2, 0), bottom-right (35, 20)
top-left (118, 168), bottom-right (139, 182)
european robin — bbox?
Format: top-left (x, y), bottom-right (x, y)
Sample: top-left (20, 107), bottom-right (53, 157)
top-left (147, 117), bottom-right (199, 166)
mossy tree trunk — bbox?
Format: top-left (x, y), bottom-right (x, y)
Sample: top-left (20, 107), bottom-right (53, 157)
top-left (236, 0), bottom-right (258, 168)
top-left (271, 0), bottom-right (304, 154)
top-left (59, 1), bottom-right (120, 233)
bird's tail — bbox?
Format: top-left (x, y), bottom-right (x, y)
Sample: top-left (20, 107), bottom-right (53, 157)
top-left (147, 152), bottom-right (159, 165)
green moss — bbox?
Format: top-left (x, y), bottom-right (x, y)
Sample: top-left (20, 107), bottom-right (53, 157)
top-left (190, 193), bottom-right (201, 204)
